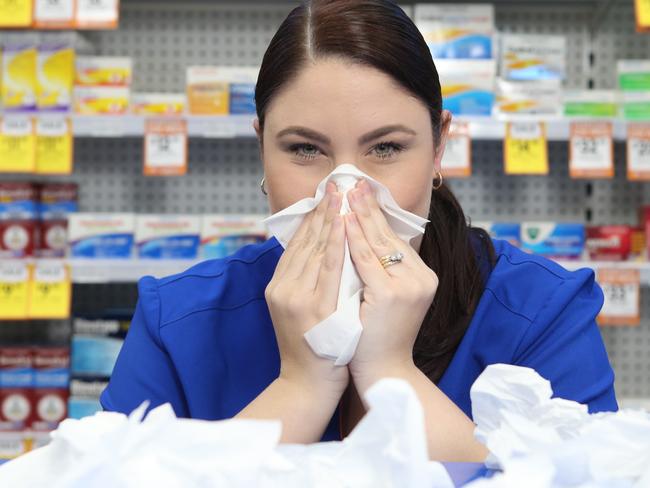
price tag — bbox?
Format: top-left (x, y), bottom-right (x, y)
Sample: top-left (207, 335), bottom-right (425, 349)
top-left (504, 122), bottom-right (549, 175)
top-left (36, 116), bottom-right (73, 175)
top-left (75, 0), bottom-right (119, 29)
top-left (597, 268), bottom-right (640, 326)
top-left (441, 122), bottom-right (471, 178)
top-left (34, 0), bottom-right (74, 28)
top-left (0, 0), bottom-right (33, 27)
top-left (0, 261), bottom-right (30, 320)
top-left (635, 0), bottom-right (650, 32)
top-left (0, 116), bottom-right (36, 174)
top-left (27, 260), bottom-right (71, 319)
top-left (569, 122), bottom-right (613, 179)
top-left (627, 123), bottom-right (650, 181)
top-left (144, 118), bottom-right (188, 176)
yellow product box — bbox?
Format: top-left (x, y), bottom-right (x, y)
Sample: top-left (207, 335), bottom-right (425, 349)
top-left (2, 38), bottom-right (37, 112)
top-left (73, 86), bottom-right (130, 115)
top-left (75, 56), bottom-right (132, 86)
top-left (131, 93), bottom-right (186, 115)
top-left (186, 66), bottom-right (230, 115)
top-left (36, 38), bottom-right (74, 112)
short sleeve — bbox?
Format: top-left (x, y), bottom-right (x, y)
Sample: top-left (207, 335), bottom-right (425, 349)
top-left (100, 276), bottom-right (189, 417)
top-left (512, 268), bottom-right (618, 413)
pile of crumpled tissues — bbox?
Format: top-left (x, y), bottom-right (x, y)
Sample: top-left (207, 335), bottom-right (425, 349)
top-left (0, 378), bottom-right (454, 488)
top-left (465, 364), bottom-right (650, 488)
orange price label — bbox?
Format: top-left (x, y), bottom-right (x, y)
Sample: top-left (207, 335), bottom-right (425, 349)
top-left (569, 122), bottom-right (614, 179)
top-left (627, 123), bottom-right (650, 181)
top-left (597, 268), bottom-right (641, 327)
top-left (144, 118), bottom-right (188, 176)
top-left (441, 122), bottom-right (472, 178)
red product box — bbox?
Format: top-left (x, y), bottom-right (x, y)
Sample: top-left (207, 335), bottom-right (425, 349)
top-left (0, 348), bottom-right (34, 432)
top-left (31, 389), bottom-right (69, 431)
top-left (31, 348), bottom-right (70, 431)
top-left (586, 226), bottom-right (632, 261)
top-left (36, 219), bottom-right (68, 258)
top-left (0, 220), bottom-right (37, 258)
top-left (641, 206), bottom-right (650, 259)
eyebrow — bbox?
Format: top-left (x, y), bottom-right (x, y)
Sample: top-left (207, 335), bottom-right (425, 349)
top-left (275, 124), bottom-right (417, 146)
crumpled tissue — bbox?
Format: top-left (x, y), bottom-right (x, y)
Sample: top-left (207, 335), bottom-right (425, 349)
top-left (0, 378), bottom-right (454, 488)
top-left (466, 363), bottom-right (650, 488)
top-left (263, 164), bottom-right (429, 365)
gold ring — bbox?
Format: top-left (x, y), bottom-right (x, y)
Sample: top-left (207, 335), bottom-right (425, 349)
top-left (379, 251), bottom-right (404, 269)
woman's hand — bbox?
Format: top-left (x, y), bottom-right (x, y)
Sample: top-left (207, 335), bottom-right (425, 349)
top-left (344, 178), bottom-right (439, 389)
top-left (265, 181), bottom-right (349, 397)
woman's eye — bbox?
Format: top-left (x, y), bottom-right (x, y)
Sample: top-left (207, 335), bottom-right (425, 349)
top-left (289, 143), bottom-right (321, 161)
top-left (372, 141), bottom-right (404, 160)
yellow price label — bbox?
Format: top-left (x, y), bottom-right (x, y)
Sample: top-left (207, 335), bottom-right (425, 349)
top-left (504, 122), bottom-right (549, 175)
top-left (0, 0), bottom-right (33, 27)
top-left (636, 0), bottom-right (650, 32)
top-left (0, 261), bottom-right (30, 319)
top-left (0, 116), bottom-right (36, 174)
top-left (28, 261), bottom-right (71, 319)
top-left (36, 116), bottom-right (73, 175)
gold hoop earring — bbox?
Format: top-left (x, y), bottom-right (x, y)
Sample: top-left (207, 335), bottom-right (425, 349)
top-left (432, 170), bottom-right (443, 190)
top-left (260, 177), bottom-right (268, 195)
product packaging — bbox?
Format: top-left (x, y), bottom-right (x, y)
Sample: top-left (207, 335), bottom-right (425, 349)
top-left (36, 36), bottom-right (74, 112)
top-left (495, 79), bottom-right (562, 117)
top-left (585, 225), bottom-right (632, 261)
top-left (520, 222), bottom-right (585, 258)
top-left (499, 34), bottom-right (566, 81)
top-left (0, 183), bottom-right (39, 220)
top-left (436, 59), bottom-right (496, 116)
top-left (414, 3), bottom-right (494, 59)
top-left (0, 348), bottom-right (33, 432)
top-left (75, 56), bottom-right (132, 86)
top-left (2, 36), bottom-right (37, 112)
top-left (186, 66), bottom-right (230, 115)
top-left (472, 221), bottom-right (521, 247)
top-left (201, 214), bottom-right (268, 259)
top-left (135, 215), bottom-right (201, 259)
top-left (31, 348), bottom-right (69, 431)
top-left (67, 213), bottom-right (135, 258)
top-left (618, 60), bottom-right (650, 91)
top-left (0, 220), bottom-right (37, 258)
top-left (73, 86), bottom-right (130, 115)
top-left (563, 90), bottom-right (619, 118)
top-left (131, 93), bottom-right (186, 115)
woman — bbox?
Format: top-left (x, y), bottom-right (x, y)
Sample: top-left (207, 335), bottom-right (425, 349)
top-left (101, 0), bottom-right (617, 462)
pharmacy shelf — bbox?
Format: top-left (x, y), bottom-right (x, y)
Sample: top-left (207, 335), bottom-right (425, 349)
top-left (72, 115), bottom-right (631, 140)
top-left (556, 259), bottom-right (650, 284)
top-left (69, 258), bottom-right (203, 283)
top-left (71, 114), bottom-right (257, 138)
top-left (0, 114), bottom-right (635, 140)
top-left (62, 258), bottom-right (650, 283)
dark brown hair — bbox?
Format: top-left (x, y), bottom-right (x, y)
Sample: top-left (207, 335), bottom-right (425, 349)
top-left (255, 0), bottom-right (496, 383)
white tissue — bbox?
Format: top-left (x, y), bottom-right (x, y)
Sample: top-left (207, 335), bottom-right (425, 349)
top-left (0, 379), bottom-right (454, 488)
top-left (466, 363), bottom-right (650, 488)
top-left (263, 164), bottom-right (429, 365)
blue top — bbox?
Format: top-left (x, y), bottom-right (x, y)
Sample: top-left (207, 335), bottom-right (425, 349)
top-left (100, 237), bottom-right (618, 440)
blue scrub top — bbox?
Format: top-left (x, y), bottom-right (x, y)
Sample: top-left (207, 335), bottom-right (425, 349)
top-left (100, 236), bottom-right (618, 440)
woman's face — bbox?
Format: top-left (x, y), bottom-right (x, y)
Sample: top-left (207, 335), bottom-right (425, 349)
top-left (254, 57), bottom-right (451, 223)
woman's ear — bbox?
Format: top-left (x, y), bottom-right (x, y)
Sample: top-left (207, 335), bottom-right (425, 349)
top-left (253, 117), bottom-right (264, 161)
top-left (433, 110), bottom-right (453, 174)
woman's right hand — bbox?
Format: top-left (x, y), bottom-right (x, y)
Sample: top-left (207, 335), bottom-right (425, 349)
top-left (265, 181), bottom-right (348, 395)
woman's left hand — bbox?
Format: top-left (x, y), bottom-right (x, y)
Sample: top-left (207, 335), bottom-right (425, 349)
top-left (344, 178), bottom-right (439, 385)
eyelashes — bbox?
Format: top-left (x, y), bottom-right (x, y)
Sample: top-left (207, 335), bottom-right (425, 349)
top-left (287, 141), bottom-right (405, 162)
